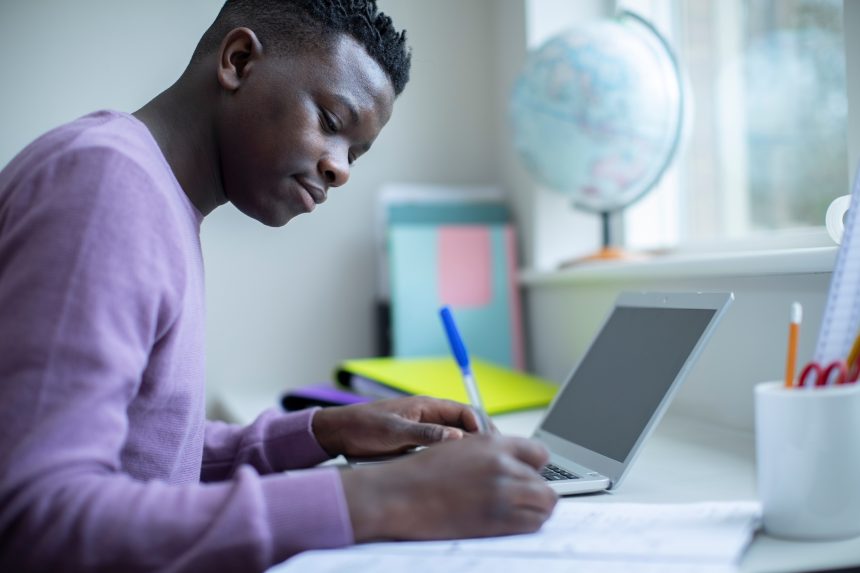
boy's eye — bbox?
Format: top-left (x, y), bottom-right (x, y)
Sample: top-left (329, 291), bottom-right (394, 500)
top-left (322, 110), bottom-right (340, 133)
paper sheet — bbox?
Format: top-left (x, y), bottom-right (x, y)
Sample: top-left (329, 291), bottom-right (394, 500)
top-left (276, 553), bottom-right (741, 573)
top-left (269, 501), bottom-right (762, 572)
top-left (815, 163), bottom-right (860, 364)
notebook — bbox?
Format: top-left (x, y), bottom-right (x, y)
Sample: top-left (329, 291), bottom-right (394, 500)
top-left (335, 357), bottom-right (557, 415)
top-left (537, 291), bottom-right (733, 494)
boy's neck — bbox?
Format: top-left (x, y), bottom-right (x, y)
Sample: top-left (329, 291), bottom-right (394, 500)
top-left (133, 76), bottom-right (226, 217)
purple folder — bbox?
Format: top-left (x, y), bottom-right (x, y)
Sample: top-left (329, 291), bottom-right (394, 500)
top-left (281, 383), bottom-right (372, 411)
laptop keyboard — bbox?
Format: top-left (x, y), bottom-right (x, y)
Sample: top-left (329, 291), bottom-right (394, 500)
top-left (540, 463), bottom-right (580, 481)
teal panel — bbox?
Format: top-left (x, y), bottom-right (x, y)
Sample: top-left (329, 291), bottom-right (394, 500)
top-left (389, 226), bottom-right (448, 357)
top-left (387, 203), bottom-right (510, 225)
top-left (389, 224), bottom-right (518, 369)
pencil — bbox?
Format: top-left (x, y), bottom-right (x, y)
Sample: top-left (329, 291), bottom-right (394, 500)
top-left (846, 330), bottom-right (860, 382)
top-left (785, 302), bottom-right (802, 389)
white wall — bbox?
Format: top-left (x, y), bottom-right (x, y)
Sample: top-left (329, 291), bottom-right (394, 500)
top-left (0, 1), bottom-right (511, 409)
top-left (0, 1), bottom-right (219, 166)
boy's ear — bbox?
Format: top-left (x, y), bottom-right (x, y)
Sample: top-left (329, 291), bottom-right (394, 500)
top-left (217, 27), bottom-right (264, 91)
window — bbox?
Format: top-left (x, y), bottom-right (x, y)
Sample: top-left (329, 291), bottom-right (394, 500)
top-left (623, 0), bottom-right (848, 251)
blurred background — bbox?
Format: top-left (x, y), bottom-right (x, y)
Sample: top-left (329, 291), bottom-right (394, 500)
top-left (2, 1), bottom-right (858, 430)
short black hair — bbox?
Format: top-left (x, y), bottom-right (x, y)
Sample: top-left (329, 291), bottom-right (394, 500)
top-left (193, 0), bottom-right (411, 95)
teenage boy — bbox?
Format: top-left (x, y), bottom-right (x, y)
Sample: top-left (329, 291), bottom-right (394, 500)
top-left (0, 2), bottom-right (557, 571)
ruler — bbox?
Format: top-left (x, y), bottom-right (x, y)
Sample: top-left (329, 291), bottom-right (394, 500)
top-left (814, 164), bottom-right (860, 364)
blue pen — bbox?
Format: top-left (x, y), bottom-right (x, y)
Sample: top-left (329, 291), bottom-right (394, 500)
top-left (439, 305), bottom-right (491, 434)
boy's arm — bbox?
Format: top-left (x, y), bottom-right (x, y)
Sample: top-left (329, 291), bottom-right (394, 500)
top-left (0, 148), bottom-right (353, 571)
top-left (201, 408), bottom-right (332, 481)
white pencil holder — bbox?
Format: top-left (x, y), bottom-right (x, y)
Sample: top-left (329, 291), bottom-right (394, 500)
top-left (755, 380), bottom-right (860, 540)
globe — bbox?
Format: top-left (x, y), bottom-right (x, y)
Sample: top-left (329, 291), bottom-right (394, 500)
top-left (509, 11), bottom-right (684, 241)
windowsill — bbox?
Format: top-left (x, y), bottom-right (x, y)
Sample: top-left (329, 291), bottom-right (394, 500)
top-left (520, 246), bottom-right (838, 285)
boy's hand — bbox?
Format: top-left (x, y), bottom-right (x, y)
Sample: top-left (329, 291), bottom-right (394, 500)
top-left (311, 396), bottom-right (494, 458)
top-left (340, 435), bottom-right (558, 540)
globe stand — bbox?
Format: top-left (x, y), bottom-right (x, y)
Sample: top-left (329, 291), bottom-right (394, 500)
top-left (560, 211), bottom-right (632, 267)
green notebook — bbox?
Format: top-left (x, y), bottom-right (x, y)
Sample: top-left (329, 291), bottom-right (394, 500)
top-left (335, 356), bottom-right (558, 415)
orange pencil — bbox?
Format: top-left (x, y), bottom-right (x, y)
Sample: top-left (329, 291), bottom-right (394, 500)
top-left (785, 302), bottom-right (802, 388)
top-left (846, 330), bottom-right (860, 382)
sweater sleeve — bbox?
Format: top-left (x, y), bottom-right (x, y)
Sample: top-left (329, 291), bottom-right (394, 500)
top-left (0, 147), bottom-right (354, 572)
top-left (201, 408), bottom-right (333, 481)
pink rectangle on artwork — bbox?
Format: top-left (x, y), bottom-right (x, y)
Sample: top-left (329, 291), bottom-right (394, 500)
top-left (438, 226), bottom-right (492, 307)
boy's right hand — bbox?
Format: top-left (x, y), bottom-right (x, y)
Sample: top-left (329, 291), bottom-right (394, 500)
top-left (339, 434), bottom-right (558, 542)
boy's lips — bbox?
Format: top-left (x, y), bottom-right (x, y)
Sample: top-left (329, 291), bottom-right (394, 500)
top-left (296, 177), bottom-right (327, 205)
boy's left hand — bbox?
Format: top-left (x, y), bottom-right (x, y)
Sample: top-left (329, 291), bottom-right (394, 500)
top-left (311, 396), bottom-right (494, 457)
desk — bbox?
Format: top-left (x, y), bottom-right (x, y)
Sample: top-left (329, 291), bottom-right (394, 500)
top-left (213, 388), bottom-right (860, 572)
top-left (495, 408), bottom-right (860, 573)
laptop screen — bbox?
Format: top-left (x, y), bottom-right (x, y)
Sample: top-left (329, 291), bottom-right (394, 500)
top-left (540, 306), bottom-right (716, 463)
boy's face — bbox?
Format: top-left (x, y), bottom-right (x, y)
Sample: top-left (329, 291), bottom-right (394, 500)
top-left (217, 34), bottom-right (395, 227)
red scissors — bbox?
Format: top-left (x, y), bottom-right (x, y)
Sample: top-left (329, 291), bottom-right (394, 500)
top-left (798, 354), bottom-right (860, 387)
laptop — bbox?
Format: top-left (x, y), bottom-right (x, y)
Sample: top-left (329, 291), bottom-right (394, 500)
top-left (536, 291), bottom-right (733, 495)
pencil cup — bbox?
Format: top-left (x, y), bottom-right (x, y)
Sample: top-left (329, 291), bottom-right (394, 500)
top-left (755, 381), bottom-right (860, 540)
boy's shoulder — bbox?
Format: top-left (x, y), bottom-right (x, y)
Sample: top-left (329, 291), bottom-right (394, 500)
top-left (1, 110), bottom-right (197, 225)
top-left (18, 110), bottom-right (170, 185)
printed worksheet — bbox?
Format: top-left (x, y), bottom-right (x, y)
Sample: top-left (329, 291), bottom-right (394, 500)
top-left (269, 501), bottom-right (762, 572)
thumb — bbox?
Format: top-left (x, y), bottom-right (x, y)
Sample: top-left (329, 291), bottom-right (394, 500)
top-left (398, 419), bottom-right (464, 445)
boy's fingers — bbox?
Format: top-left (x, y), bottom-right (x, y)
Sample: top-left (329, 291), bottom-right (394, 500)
top-left (400, 420), bottom-right (464, 445)
top-left (500, 436), bottom-right (550, 470)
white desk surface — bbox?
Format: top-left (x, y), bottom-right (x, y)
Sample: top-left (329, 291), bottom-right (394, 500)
top-left (214, 389), bottom-right (860, 572)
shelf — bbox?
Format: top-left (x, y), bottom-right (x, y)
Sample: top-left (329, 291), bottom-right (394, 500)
top-left (520, 246), bottom-right (837, 285)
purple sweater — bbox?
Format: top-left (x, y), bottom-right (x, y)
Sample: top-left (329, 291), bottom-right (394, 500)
top-left (0, 111), bottom-right (353, 572)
